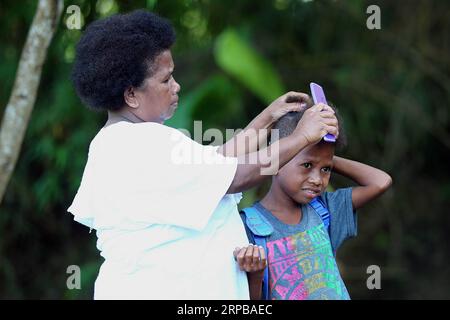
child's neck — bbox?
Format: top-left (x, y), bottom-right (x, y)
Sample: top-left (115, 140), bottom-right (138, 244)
top-left (260, 182), bottom-right (302, 225)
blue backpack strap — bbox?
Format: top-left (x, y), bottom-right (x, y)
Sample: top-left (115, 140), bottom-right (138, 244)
top-left (308, 196), bottom-right (330, 233)
top-left (241, 207), bottom-right (273, 300)
top-left (241, 207), bottom-right (274, 237)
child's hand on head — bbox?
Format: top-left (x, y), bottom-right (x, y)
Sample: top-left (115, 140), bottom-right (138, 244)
top-left (233, 244), bottom-right (267, 275)
top-left (294, 103), bottom-right (339, 144)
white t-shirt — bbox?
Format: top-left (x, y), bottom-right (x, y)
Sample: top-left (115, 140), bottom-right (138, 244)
top-left (67, 121), bottom-right (250, 299)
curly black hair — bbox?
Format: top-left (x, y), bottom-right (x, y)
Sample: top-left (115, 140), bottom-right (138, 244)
top-left (71, 10), bottom-right (176, 111)
top-left (271, 102), bottom-right (347, 149)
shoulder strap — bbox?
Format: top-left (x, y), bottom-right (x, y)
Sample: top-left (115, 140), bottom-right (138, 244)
top-left (308, 196), bottom-right (330, 232)
top-left (241, 206), bottom-right (274, 237)
top-left (241, 207), bottom-right (272, 300)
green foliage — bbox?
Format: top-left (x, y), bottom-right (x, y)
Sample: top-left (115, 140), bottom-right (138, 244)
top-left (167, 74), bottom-right (244, 130)
top-left (214, 28), bottom-right (285, 104)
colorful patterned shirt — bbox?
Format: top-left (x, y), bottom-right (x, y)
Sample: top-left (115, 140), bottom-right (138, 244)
top-left (242, 188), bottom-right (357, 300)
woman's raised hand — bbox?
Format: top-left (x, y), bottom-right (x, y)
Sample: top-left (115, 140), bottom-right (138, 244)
top-left (294, 102), bottom-right (339, 145)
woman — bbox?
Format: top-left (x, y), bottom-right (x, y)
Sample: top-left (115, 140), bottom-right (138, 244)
top-left (68, 9), bottom-right (338, 299)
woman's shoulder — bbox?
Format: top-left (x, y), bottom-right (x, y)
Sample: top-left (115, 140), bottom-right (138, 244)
top-left (88, 122), bottom-right (192, 159)
top-left (98, 121), bottom-right (172, 134)
top-left (93, 121), bottom-right (182, 143)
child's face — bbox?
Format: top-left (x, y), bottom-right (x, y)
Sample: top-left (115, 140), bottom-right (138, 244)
top-left (275, 142), bottom-right (335, 204)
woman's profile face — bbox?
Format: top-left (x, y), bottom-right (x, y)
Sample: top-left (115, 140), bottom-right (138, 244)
top-left (134, 50), bottom-right (181, 123)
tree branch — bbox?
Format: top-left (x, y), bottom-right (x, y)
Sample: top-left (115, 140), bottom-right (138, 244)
top-left (0, 0), bottom-right (64, 204)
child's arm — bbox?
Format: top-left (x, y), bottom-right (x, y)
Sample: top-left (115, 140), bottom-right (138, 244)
top-left (218, 92), bottom-right (311, 157)
top-left (233, 245), bottom-right (266, 300)
top-left (332, 156), bottom-right (392, 210)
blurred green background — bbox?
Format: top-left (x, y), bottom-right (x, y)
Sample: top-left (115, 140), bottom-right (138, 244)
top-left (0, 0), bottom-right (449, 299)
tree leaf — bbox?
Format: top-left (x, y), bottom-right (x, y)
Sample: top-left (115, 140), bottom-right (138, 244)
top-left (214, 28), bottom-right (285, 104)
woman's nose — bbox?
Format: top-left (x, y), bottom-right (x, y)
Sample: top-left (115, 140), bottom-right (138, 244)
top-left (173, 79), bottom-right (181, 93)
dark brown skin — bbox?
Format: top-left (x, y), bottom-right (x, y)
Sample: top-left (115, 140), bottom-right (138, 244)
top-left (224, 101), bottom-right (339, 194)
top-left (233, 245), bottom-right (266, 300)
top-left (105, 50), bottom-right (180, 126)
top-left (217, 92), bottom-right (312, 158)
top-left (238, 143), bottom-right (392, 299)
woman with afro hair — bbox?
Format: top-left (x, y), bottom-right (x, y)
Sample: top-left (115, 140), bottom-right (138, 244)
top-left (68, 9), bottom-right (339, 299)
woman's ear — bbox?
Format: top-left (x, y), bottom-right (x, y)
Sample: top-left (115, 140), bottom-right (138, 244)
top-left (124, 87), bottom-right (139, 109)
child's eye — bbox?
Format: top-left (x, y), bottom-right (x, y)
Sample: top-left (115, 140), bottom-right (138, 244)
top-left (301, 163), bottom-right (312, 169)
top-left (322, 167), bottom-right (332, 173)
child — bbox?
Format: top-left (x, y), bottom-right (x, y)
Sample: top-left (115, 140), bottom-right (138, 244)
top-left (234, 107), bottom-right (392, 300)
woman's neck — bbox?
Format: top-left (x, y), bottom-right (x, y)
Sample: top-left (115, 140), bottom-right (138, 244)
top-left (104, 110), bottom-right (145, 127)
top-left (260, 180), bottom-right (302, 225)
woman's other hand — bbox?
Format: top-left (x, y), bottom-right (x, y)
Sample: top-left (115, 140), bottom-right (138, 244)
top-left (265, 91), bottom-right (312, 125)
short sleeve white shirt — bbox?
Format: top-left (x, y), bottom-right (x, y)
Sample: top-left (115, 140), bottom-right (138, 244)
top-left (68, 122), bottom-right (250, 299)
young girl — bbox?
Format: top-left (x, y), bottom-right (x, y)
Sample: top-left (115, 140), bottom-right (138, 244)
top-left (235, 109), bottom-right (392, 300)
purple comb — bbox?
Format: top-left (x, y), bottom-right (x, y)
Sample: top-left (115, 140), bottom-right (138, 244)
top-left (310, 82), bottom-right (336, 143)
